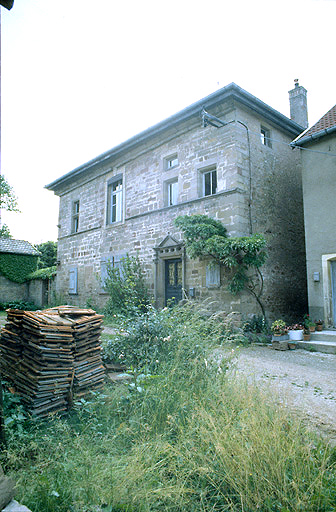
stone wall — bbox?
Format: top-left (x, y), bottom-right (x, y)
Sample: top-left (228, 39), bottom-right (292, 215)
top-left (54, 101), bottom-right (306, 320)
top-left (0, 275), bottom-right (29, 304)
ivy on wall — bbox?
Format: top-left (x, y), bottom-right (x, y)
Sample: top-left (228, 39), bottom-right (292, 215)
top-left (0, 253), bottom-right (38, 283)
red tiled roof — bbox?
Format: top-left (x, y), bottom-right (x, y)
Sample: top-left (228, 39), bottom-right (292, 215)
top-left (302, 104), bottom-right (336, 138)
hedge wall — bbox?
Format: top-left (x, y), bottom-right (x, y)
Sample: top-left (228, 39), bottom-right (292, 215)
top-left (0, 253), bottom-right (38, 283)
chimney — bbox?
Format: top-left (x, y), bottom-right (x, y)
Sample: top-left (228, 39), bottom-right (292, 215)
top-left (289, 79), bottom-right (308, 128)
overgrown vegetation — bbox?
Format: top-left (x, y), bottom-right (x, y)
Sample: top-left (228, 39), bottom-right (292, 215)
top-left (103, 254), bottom-right (150, 317)
top-left (0, 253), bottom-right (38, 283)
top-left (0, 301), bottom-right (38, 311)
top-left (0, 304), bottom-right (335, 512)
top-left (175, 214), bottom-right (268, 318)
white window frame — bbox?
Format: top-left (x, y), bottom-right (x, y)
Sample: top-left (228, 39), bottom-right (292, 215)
top-left (260, 126), bottom-right (272, 148)
top-left (164, 154), bottom-right (178, 170)
top-left (202, 167), bottom-right (217, 197)
top-left (107, 175), bottom-right (123, 225)
top-left (165, 179), bottom-right (178, 206)
top-left (72, 200), bottom-right (80, 233)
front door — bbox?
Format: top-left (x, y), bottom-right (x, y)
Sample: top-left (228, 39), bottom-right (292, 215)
top-left (165, 259), bottom-right (182, 305)
top-left (331, 260), bottom-right (336, 327)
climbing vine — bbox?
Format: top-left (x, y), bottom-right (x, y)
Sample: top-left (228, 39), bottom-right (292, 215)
top-left (175, 215), bottom-right (268, 318)
top-left (0, 253), bottom-right (38, 283)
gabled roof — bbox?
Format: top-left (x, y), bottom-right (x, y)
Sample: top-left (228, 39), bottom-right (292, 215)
top-left (46, 82), bottom-right (304, 195)
top-left (292, 104), bottom-right (336, 147)
top-left (0, 238), bottom-right (39, 256)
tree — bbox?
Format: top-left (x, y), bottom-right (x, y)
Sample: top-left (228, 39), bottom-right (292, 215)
top-left (35, 241), bottom-right (57, 269)
top-left (175, 215), bottom-right (268, 318)
top-left (0, 175), bottom-right (20, 238)
top-left (0, 175), bottom-right (19, 213)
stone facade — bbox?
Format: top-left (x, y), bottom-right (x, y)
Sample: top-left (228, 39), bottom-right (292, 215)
top-left (47, 83), bottom-right (307, 320)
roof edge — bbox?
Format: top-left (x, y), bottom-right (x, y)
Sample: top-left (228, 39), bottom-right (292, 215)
top-left (291, 125), bottom-right (336, 147)
top-left (46, 82), bottom-right (303, 193)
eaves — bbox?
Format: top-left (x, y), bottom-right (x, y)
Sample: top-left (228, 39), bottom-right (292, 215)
top-left (46, 83), bottom-right (304, 195)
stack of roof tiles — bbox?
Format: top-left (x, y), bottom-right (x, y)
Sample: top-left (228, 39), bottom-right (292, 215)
top-left (0, 306), bottom-right (104, 417)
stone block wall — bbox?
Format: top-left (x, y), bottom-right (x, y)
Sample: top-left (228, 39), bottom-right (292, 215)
top-left (53, 101), bottom-right (306, 320)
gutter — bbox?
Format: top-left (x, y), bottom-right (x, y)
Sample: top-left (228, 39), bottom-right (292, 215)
top-left (291, 125), bottom-right (336, 147)
top-left (46, 83), bottom-right (304, 193)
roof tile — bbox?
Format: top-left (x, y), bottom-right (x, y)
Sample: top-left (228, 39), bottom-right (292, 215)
top-left (0, 238), bottom-right (40, 256)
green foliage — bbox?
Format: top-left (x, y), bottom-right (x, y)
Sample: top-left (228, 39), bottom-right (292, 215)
top-left (243, 314), bottom-right (268, 334)
top-left (0, 175), bottom-right (19, 212)
top-left (28, 266), bottom-right (57, 281)
top-left (35, 241), bottom-right (57, 269)
top-left (0, 300), bottom-right (38, 311)
top-left (175, 214), bottom-right (227, 258)
top-left (175, 214), bottom-right (268, 317)
top-left (0, 253), bottom-right (38, 283)
top-left (1, 307), bottom-right (336, 511)
top-left (103, 254), bottom-right (150, 317)
top-left (0, 224), bottom-right (12, 238)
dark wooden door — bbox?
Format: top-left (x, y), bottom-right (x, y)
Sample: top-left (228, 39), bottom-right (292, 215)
top-left (165, 259), bottom-right (182, 305)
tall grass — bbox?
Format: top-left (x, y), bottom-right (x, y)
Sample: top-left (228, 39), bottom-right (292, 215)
top-left (1, 304), bottom-right (335, 511)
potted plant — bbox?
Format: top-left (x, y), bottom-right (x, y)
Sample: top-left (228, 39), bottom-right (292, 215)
top-left (303, 314), bottom-right (315, 332)
top-left (288, 323), bottom-right (304, 341)
top-left (271, 320), bottom-right (288, 340)
top-left (271, 320), bottom-right (289, 350)
top-left (315, 319), bottom-right (323, 331)
top-left (303, 327), bottom-right (311, 341)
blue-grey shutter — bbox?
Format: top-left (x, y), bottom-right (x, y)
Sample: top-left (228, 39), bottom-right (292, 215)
top-left (69, 267), bottom-right (78, 294)
top-left (114, 254), bottom-right (127, 280)
top-left (206, 263), bottom-right (220, 288)
top-left (100, 257), bottom-right (109, 290)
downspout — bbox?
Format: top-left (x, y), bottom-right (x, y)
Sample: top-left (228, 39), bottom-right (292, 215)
top-left (201, 110), bottom-right (253, 235)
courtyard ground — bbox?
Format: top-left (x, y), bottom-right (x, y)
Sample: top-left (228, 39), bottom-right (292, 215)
top-left (227, 345), bottom-right (336, 445)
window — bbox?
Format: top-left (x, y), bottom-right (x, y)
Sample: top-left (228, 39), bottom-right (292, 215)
top-left (203, 168), bottom-right (217, 196)
top-left (166, 179), bottom-right (178, 206)
top-left (107, 176), bottom-right (123, 224)
top-left (100, 254), bottom-right (126, 290)
top-left (72, 200), bottom-right (79, 233)
top-left (260, 126), bottom-right (272, 148)
top-left (164, 154), bottom-right (178, 170)
top-left (69, 267), bottom-right (78, 294)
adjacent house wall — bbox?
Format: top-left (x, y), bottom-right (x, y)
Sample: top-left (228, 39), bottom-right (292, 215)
top-left (300, 133), bottom-right (336, 325)
top-left (53, 99), bottom-right (306, 320)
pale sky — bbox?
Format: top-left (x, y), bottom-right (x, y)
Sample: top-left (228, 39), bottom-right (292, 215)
top-left (1, 0), bottom-right (335, 244)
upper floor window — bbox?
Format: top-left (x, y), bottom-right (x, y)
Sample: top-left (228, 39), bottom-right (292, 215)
top-left (203, 168), bottom-right (217, 197)
top-left (164, 154), bottom-right (178, 170)
top-left (72, 200), bottom-right (79, 233)
top-left (166, 179), bottom-right (178, 206)
top-left (107, 175), bottom-right (123, 224)
top-left (260, 126), bottom-right (272, 148)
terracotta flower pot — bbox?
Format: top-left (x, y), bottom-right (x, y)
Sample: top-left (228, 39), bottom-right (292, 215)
top-left (316, 324), bottom-right (323, 331)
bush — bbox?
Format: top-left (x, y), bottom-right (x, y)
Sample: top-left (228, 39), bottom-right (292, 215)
top-left (103, 254), bottom-right (150, 317)
top-left (0, 301), bottom-right (38, 311)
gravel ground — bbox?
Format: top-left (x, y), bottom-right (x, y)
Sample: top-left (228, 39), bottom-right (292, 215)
top-left (227, 345), bottom-right (336, 445)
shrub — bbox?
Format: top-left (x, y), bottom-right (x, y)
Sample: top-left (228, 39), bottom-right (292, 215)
top-left (103, 254), bottom-right (150, 317)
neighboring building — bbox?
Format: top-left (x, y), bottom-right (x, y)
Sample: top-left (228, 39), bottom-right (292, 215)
top-left (0, 238), bottom-right (39, 303)
top-left (46, 82), bottom-right (307, 319)
top-left (291, 104), bottom-right (336, 326)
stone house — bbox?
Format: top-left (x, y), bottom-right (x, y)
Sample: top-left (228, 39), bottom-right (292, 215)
top-left (46, 82), bottom-right (307, 319)
top-left (291, 103), bottom-right (336, 326)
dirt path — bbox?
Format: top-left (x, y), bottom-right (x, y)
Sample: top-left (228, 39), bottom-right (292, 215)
top-left (228, 345), bottom-right (336, 445)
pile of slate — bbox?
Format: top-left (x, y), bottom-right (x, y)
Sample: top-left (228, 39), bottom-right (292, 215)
top-left (0, 306), bottom-right (104, 417)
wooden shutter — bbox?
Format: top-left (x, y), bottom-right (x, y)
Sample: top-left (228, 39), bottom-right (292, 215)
top-left (69, 267), bottom-right (78, 294)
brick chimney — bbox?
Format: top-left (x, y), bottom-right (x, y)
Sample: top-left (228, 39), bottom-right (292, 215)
top-left (289, 79), bottom-right (308, 128)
